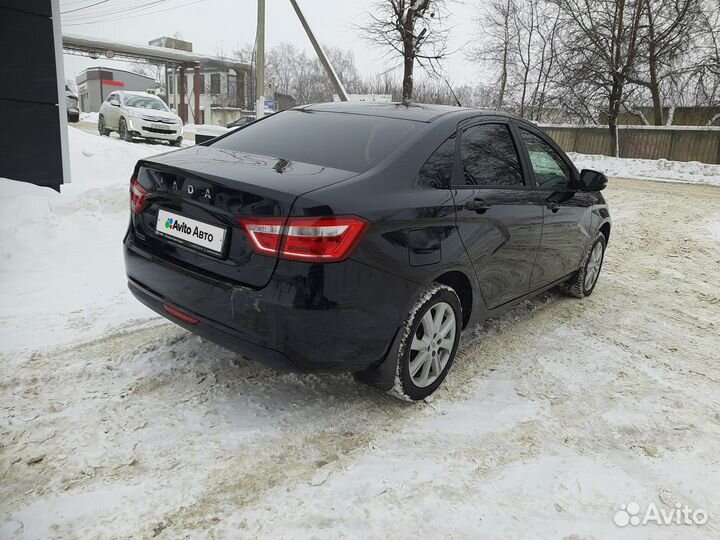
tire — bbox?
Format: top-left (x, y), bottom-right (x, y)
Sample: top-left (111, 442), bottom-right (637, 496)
top-left (98, 115), bottom-right (110, 136)
top-left (560, 232), bottom-right (607, 298)
top-left (171, 137), bottom-right (182, 147)
top-left (118, 118), bottom-right (133, 142)
top-left (387, 283), bottom-right (462, 402)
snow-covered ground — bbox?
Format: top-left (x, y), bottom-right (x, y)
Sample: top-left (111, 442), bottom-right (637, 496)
top-left (0, 128), bottom-right (168, 351)
top-left (1, 127), bottom-right (720, 539)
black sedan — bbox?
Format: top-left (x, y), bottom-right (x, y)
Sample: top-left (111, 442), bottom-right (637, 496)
top-left (124, 102), bottom-right (611, 401)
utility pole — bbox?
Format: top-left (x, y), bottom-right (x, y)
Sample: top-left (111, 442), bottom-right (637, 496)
top-left (289, 0), bottom-right (348, 101)
top-left (256, 0), bottom-right (266, 118)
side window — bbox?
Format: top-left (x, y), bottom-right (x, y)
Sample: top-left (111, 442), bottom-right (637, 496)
top-left (458, 124), bottom-right (523, 187)
top-left (520, 130), bottom-right (572, 189)
top-left (210, 73), bottom-right (221, 95)
top-left (417, 136), bottom-right (455, 188)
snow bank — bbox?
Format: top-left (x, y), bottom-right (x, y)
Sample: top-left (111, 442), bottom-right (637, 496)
top-left (79, 111), bottom-right (99, 124)
top-left (0, 128), bottom-right (165, 351)
top-left (569, 152), bottom-right (720, 185)
top-left (182, 123), bottom-right (230, 134)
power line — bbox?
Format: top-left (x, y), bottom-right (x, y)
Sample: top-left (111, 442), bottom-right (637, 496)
top-left (62, 0), bottom-right (211, 25)
top-left (61, 0), bottom-right (109, 15)
top-left (62, 0), bottom-right (176, 21)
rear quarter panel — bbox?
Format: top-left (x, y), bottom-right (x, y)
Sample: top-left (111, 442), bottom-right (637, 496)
top-left (290, 116), bottom-right (485, 328)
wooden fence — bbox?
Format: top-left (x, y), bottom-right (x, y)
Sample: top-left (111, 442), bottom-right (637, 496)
top-left (540, 125), bottom-right (720, 164)
top-left (615, 106), bottom-right (720, 126)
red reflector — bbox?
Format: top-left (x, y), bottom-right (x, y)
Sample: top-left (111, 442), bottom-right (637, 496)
top-left (163, 304), bottom-right (199, 324)
top-left (237, 216), bottom-right (369, 263)
top-left (130, 176), bottom-right (148, 214)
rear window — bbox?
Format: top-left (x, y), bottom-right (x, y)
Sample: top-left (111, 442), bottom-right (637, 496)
top-left (212, 110), bottom-right (419, 173)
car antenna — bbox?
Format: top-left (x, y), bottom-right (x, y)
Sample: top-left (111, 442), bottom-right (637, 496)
top-left (444, 78), bottom-right (462, 107)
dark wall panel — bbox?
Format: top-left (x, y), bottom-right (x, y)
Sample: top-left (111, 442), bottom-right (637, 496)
top-left (0, 8), bottom-right (58, 103)
top-left (0, 1), bottom-right (67, 191)
top-left (0, 101), bottom-right (63, 185)
top-left (0, 0), bottom-right (52, 16)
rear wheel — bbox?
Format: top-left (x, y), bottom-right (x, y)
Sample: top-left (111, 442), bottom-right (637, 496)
top-left (98, 115), bottom-right (110, 136)
top-left (560, 232), bottom-right (606, 298)
top-left (118, 118), bottom-right (133, 142)
top-left (388, 283), bottom-right (462, 401)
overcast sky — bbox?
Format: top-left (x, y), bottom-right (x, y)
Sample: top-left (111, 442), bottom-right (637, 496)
top-left (60, 0), bottom-right (483, 86)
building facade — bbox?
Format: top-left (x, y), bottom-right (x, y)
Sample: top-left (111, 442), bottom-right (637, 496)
top-left (165, 66), bottom-right (249, 126)
top-left (76, 67), bottom-right (158, 113)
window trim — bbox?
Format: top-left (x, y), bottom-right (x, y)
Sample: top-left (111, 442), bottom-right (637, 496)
top-left (514, 122), bottom-right (579, 191)
top-left (452, 118), bottom-right (533, 190)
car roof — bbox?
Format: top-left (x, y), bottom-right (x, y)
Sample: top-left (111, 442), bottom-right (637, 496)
top-left (295, 101), bottom-right (514, 123)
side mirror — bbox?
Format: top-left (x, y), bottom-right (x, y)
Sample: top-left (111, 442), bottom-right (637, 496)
top-left (579, 169), bottom-right (608, 191)
top-left (109, 99), bottom-right (120, 107)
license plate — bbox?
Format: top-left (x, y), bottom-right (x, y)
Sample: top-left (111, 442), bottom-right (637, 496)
top-left (156, 209), bottom-right (226, 254)
top-left (152, 123), bottom-right (169, 130)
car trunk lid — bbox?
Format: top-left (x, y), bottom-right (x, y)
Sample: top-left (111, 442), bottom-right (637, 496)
top-left (130, 145), bottom-right (357, 288)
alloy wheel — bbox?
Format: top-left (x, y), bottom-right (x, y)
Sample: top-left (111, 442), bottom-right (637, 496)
top-left (408, 301), bottom-right (456, 388)
top-left (584, 241), bottom-right (604, 290)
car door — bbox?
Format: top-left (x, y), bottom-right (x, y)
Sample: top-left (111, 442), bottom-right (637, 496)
top-left (451, 119), bottom-right (544, 310)
top-left (515, 125), bottom-right (596, 287)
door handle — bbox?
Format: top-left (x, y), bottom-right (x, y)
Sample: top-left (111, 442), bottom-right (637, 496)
top-left (546, 201), bottom-right (560, 213)
top-left (466, 198), bottom-right (492, 213)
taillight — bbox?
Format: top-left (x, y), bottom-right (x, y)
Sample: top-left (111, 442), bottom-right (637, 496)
top-left (130, 175), bottom-right (148, 214)
top-left (238, 216), bottom-right (369, 263)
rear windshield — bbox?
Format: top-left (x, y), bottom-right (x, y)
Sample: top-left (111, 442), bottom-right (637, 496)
top-left (212, 110), bottom-right (419, 173)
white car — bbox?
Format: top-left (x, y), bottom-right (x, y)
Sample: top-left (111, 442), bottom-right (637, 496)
top-left (98, 91), bottom-right (183, 146)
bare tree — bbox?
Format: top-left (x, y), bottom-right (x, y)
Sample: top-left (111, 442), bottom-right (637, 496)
top-left (687, 2), bottom-right (720, 107)
top-left (359, 0), bottom-right (450, 102)
top-left (557, 0), bottom-right (646, 156)
top-left (129, 61), bottom-right (164, 85)
top-left (468, 0), bottom-right (563, 119)
top-left (625, 0), bottom-right (700, 124)
top-left (259, 43), bottom-right (362, 105)
top-left (468, 0), bottom-right (516, 107)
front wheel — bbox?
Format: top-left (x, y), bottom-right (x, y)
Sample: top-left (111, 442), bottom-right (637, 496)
top-left (118, 118), bottom-right (133, 142)
top-left (388, 283), bottom-right (462, 401)
top-left (171, 137), bottom-right (182, 147)
top-left (560, 232), bottom-right (606, 298)
top-left (98, 115), bottom-right (110, 136)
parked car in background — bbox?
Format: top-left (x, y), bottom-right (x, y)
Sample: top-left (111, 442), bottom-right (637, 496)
top-left (124, 102), bottom-right (611, 401)
top-left (98, 91), bottom-right (183, 146)
top-left (226, 116), bottom-right (256, 129)
top-left (66, 90), bottom-right (79, 123)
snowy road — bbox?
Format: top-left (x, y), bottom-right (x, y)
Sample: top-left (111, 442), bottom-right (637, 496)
top-left (2, 128), bottom-right (720, 539)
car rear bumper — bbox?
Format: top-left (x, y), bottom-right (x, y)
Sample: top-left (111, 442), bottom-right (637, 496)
top-left (128, 278), bottom-right (297, 370)
top-left (124, 231), bottom-right (417, 372)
